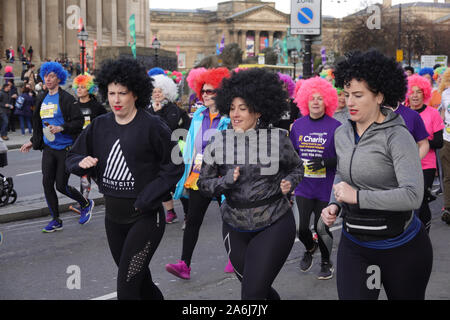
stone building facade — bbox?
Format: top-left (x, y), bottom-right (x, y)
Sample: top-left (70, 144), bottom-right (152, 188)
top-left (0, 0), bottom-right (151, 62)
top-left (150, 0), bottom-right (290, 69)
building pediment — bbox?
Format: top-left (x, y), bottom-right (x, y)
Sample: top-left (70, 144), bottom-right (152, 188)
top-left (226, 5), bottom-right (288, 23)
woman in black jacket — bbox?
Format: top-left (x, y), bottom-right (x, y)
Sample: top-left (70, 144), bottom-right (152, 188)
top-left (66, 58), bottom-right (184, 300)
top-left (197, 68), bottom-right (304, 300)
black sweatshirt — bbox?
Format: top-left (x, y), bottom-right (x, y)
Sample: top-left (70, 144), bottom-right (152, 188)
top-left (66, 109), bottom-right (184, 222)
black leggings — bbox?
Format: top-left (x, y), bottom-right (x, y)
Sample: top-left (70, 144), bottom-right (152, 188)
top-left (337, 225), bottom-right (433, 300)
top-left (417, 169), bottom-right (436, 232)
top-left (296, 196), bottom-right (333, 262)
top-left (181, 189), bottom-right (219, 266)
top-left (105, 199), bottom-right (165, 300)
top-left (42, 146), bottom-right (88, 220)
top-left (222, 211), bottom-right (296, 300)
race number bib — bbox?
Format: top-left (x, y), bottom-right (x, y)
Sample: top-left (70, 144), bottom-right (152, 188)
top-left (83, 116), bottom-right (91, 129)
top-left (40, 103), bottom-right (57, 119)
top-left (303, 159), bottom-right (326, 179)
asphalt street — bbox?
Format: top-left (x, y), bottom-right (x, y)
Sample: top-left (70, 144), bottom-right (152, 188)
top-left (1, 196), bottom-right (449, 300)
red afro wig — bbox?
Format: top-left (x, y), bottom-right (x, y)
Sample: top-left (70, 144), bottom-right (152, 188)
top-left (407, 74), bottom-right (432, 105)
top-left (294, 77), bottom-right (338, 117)
top-left (194, 67), bottom-right (230, 102)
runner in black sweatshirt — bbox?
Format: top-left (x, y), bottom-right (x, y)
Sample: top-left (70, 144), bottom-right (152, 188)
top-left (66, 58), bottom-right (184, 300)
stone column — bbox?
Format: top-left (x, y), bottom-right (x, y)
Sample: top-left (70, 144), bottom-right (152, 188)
top-left (21, 0), bottom-right (26, 46)
top-left (3, 0), bottom-right (18, 56)
top-left (80, 0), bottom-right (87, 27)
top-left (268, 31), bottom-right (274, 48)
top-left (65, 0), bottom-right (80, 61)
top-left (255, 30), bottom-right (261, 55)
top-left (241, 30), bottom-right (247, 57)
top-left (96, 0), bottom-right (103, 45)
top-left (112, 0), bottom-right (118, 46)
top-left (145, 0), bottom-right (151, 47)
top-left (46, 0), bottom-right (60, 60)
top-left (25, 0), bottom-right (41, 62)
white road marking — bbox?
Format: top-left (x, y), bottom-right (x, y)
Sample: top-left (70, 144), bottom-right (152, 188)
top-left (91, 292), bottom-right (117, 300)
top-left (16, 170), bottom-right (42, 177)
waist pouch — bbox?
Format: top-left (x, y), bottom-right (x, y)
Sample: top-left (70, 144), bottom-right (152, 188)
top-left (226, 193), bottom-right (284, 209)
top-left (342, 203), bottom-right (412, 242)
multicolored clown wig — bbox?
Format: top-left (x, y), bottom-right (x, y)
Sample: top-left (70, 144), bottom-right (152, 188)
top-left (320, 68), bottom-right (335, 86)
top-left (278, 72), bottom-right (295, 98)
top-left (439, 68), bottom-right (450, 94)
top-left (40, 62), bottom-right (68, 85)
top-left (194, 67), bottom-right (230, 103)
top-left (434, 66), bottom-right (448, 82)
top-left (72, 74), bottom-right (97, 95)
top-left (294, 76), bottom-right (338, 117)
top-left (151, 74), bottom-right (178, 102)
top-left (407, 74), bottom-right (432, 105)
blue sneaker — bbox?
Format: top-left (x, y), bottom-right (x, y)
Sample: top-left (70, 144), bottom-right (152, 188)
top-left (42, 220), bottom-right (63, 233)
top-left (79, 199), bottom-right (94, 225)
top-left (0, 231), bottom-right (3, 245)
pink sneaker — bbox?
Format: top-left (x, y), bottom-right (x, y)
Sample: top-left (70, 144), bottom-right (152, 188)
top-left (166, 210), bottom-right (178, 224)
top-left (166, 260), bottom-right (191, 280)
top-left (224, 259), bottom-right (234, 273)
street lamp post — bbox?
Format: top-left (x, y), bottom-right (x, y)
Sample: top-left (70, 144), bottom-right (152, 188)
top-left (152, 38), bottom-right (161, 67)
top-left (290, 49), bottom-right (299, 80)
top-left (77, 27), bottom-right (89, 74)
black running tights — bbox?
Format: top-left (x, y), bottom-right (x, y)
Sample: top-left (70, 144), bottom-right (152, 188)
top-left (222, 211), bottom-right (296, 300)
top-left (296, 196), bottom-right (333, 262)
top-left (417, 169), bottom-right (436, 232)
top-left (105, 206), bottom-right (166, 300)
top-left (337, 225), bottom-right (433, 300)
top-left (42, 146), bottom-right (88, 220)
top-left (181, 189), bottom-right (218, 266)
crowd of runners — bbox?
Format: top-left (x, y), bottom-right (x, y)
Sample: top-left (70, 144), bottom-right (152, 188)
top-left (3, 47), bottom-right (449, 300)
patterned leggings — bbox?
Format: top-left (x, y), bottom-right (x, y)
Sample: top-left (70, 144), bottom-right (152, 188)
top-left (105, 207), bottom-right (165, 300)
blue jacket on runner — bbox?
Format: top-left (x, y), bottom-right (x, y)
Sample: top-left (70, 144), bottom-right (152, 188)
top-left (173, 105), bottom-right (230, 200)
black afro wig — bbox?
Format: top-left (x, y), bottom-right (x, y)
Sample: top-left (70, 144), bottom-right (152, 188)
top-left (95, 57), bottom-right (153, 109)
top-left (334, 50), bottom-right (408, 107)
top-left (215, 68), bottom-right (288, 127)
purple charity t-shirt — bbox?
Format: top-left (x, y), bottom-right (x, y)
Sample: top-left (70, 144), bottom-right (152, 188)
top-left (394, 105), bottom-right (429, 142)
top-left (289, 115), bottom-right (341, 202)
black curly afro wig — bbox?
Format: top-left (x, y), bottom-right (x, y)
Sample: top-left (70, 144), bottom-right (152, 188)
top-left (334, 50), bottom-right (408, 107)
top-left (95, 57), bottom-right (153, 109)
top-left (215, 68), bottom-right (288, 127)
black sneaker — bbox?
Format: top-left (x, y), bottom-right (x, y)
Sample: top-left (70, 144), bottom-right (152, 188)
top-left (442, 209), bottom-right (450, 225)
top-left (318, 261), bottom-right (334, 280)
top-left (300, 242), bottom-right (318, 272)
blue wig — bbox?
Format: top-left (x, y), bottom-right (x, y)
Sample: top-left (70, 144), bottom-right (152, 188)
top-left (419, 67), bottom-right (434, 80)
top-left (147, 67), bottom-right (166, 77)
top-left (40, 62), bottom-right (68, 85)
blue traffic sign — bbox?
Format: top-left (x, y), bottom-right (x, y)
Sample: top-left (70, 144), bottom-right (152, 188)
top-left (297, 7), bottom-right (314, 25)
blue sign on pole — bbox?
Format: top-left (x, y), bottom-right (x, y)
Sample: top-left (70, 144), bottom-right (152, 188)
top-left (298, 7), bottom-right (314, 25)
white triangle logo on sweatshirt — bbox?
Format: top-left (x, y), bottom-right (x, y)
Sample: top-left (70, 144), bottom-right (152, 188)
top-left (102, 139), bottom-right (135, 191)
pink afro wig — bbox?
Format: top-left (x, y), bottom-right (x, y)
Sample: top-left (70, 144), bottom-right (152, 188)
top-left (407, 74), bottom-right (432, 105)
top-left (194, 67), bottom-right (230, 103)
top-left (294, 79), bottom-right (304, 98)
top-left (186, 68), bottom-right (207, 91)
top-left (5, 66), bottom-right (13, 73)
top-left (294, 77), bottom-right (338, 117)
top-left (278, 73), bottom-right (295, 98)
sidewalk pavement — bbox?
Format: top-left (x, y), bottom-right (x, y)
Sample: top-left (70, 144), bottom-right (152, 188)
top-left (0, 131), bottom-right (105, 224)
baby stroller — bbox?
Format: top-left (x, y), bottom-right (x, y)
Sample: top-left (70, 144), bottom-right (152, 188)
top-left (0, 139), bottom-right (17, 207)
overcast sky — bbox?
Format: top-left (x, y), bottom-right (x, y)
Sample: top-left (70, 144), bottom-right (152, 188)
top-left (150, 0), bottom-right (447, 18)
